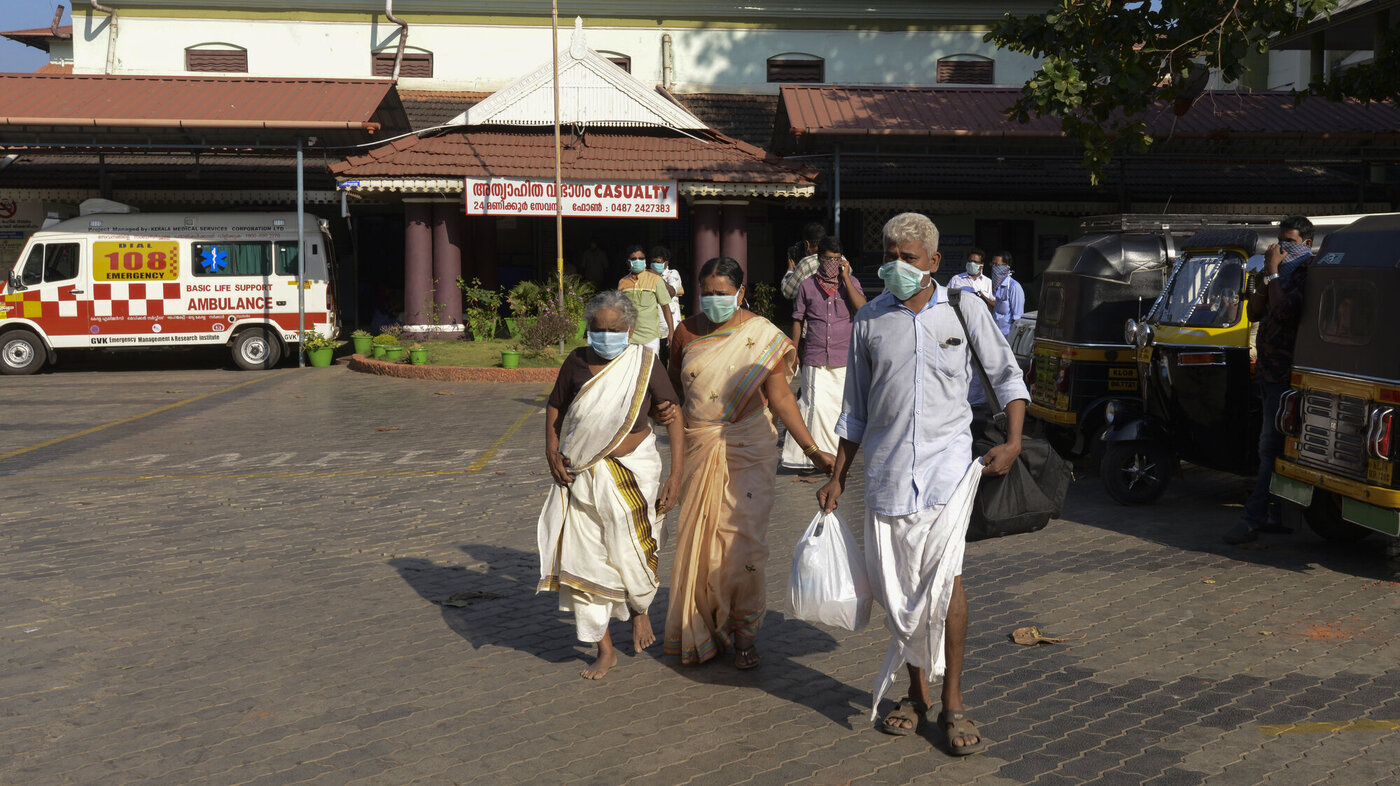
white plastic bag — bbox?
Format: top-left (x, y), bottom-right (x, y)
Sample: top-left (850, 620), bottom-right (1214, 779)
top-left (788, 509), bottom-right (873, 631)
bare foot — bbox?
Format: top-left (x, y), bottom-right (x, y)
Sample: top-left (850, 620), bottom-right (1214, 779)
top-left (581, 638), bottom-right (617, 680)
top-left (631, 612), bottom-right (655, 653)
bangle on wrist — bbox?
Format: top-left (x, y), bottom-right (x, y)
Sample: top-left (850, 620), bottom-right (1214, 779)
top-left (802, 443), bottom-right (820, 457)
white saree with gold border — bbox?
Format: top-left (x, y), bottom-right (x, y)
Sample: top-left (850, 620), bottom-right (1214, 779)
top-left (536, 345), bottom-right (665, 642)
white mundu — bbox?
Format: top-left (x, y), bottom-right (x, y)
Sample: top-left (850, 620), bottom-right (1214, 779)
top-left (867, 458), bottom-right (983, 720)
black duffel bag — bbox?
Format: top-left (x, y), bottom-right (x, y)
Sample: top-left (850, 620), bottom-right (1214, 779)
top-left (949, 290), bottom-right (1073, 541)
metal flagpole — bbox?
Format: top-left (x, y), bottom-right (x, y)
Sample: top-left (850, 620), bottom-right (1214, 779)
top-left (553, 1), bottom-right (565, 354)
top-left (296, 136), bottom-right (306, 368)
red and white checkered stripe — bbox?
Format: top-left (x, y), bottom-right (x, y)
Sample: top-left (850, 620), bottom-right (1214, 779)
top-left (92, 282), bottom-right (183, 318)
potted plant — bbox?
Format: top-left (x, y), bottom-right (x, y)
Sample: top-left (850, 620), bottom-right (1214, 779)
top-left (372, 332), bottom-right (398, 360)
top-left (505, 280), bottom-right (543, 338)
top-left (301, 330), bottom-right (336, 367)
top-left (409, 341), bottom-right (428, 365)
top-left (350, 329), bottom-right (373, 356)
top-left (458, 276), bottom-right (502, 341)
top-left (501, 344), bottom-right (521, 369)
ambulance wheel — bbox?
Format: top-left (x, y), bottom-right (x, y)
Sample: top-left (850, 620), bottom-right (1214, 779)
top-left (1, 328), bottom-right (46, 375)
top-left (1302, 490), bottom-right (1371, 543)
top-left (1100, 439), bottom-right (1171, 505)
top-left (231, 327), bottom-right (282, 370)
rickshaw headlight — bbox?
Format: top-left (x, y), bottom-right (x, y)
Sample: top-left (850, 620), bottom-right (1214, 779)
top-left (1124, 319), bottom-right (1138, 345)
top-left (1105, 401), bottom-right (1118, 425)
top-left (1135, 323), bottom-right (1153, 348)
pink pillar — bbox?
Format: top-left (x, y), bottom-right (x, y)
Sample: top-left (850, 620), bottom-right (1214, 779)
top-left (692, 201), bottom-right (721, 311)
top-left (432, 202), bottom-right (464, 330)
top-left (404, 201), bottom-right (433, 326)
top-left (721, 200), bottom-right (749, 280)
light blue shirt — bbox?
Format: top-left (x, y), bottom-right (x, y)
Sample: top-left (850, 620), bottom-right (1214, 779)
top-left (836, 285), bottom-right (1030, 516)
top-left (992, 275), bottom-right (1026, 337)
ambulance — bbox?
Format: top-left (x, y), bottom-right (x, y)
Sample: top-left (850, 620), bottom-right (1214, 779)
top-left (0, 211), bottom-right (338, 374)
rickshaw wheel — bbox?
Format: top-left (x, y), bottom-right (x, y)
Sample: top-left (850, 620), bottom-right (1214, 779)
top-left (1100, 440), bottom-right (1171, 505)
top-left (1302, 490), bottom-right (1372, 543)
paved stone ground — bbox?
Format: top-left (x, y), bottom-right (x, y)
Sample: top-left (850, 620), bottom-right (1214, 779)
top-left (3, 360), bottom-right (1399, 785)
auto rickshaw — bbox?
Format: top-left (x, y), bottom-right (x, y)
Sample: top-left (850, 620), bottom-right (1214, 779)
top-left (1269, 214), bottom-right (1400, 576)
top-left (1029, 215), bottom-right (1275, 461)
top-left (1099, 227), bottom-right (1273, 503)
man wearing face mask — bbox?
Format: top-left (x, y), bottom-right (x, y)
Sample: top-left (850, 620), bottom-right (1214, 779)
top-left (818, 213), bottom-right (1028, 757)
top-left (947, 248), bottom-right (995, 310)
top-left (649, 245), bottom-right (684, 362)
top-left (618, 244), bottom-right (674, 356)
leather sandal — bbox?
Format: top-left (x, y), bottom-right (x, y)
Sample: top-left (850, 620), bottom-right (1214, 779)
top-left (937, 709), bottom-right (988, 756)
top-left (878, 697), bottom-right (928, 736)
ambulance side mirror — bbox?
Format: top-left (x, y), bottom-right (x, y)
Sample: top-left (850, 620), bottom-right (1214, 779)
top-left (7, 271), bottom-right (22, 291)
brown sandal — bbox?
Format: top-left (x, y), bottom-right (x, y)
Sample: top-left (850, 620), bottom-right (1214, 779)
top-left (937, 709), bottom-right (988, 756)
top-left (878, 697), bottom-right (928, 736)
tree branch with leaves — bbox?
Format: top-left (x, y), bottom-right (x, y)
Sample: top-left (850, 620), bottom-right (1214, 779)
top-left (987, 0), bottom-right (1342, 183)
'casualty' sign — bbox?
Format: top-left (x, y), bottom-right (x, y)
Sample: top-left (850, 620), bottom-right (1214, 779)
top-left (464, 178), bottom-right (678, 219)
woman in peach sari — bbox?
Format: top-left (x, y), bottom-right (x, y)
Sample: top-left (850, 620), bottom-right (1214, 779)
top-left (664, 257), bottom-right (835, 669)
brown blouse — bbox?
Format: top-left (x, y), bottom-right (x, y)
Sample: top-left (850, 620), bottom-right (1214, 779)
top-left (547, 347), bottom-right (679, 433)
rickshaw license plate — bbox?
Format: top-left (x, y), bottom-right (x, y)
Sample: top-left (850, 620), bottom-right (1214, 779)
top-left (1108, 368), bottom-right (1135, 378)
top-left (1368, 460), bottom-right (1393, 486)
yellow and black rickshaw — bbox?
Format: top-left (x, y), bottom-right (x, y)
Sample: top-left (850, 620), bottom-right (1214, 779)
top-left (1270, 214), bottom-right (1400, 577)
top-left (1099, 227), bottom-right (1273, 503)
top-left (1030, 215), bottom-right (1275, 461)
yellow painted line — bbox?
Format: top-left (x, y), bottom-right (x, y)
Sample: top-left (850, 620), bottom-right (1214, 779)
top-left (467, 392), bottom-right (548, 473)
top-left (1258, 720), bottom-right (1400, 736)
top-left (0, 369), bottom-right (296, 462)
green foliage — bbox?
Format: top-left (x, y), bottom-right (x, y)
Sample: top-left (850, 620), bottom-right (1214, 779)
top-left (372, 332), bottom-right (399, 347)
top-left (1319, 24), bottom-right (1400, 104)
top-left (300, 330), bottom-right (335, 352)
top-left (748, 281), bottom-right (778, 321)
top-left (507, 279), bottom-right (545, 319)
top-left (541, 273), bottom-right (597, 324)
top-left (519, 309), bottom-right (576, 356)
top-left (422, 278), bottom-right (449, 326)
top-left (458, 276), bottom-right (503, 339)
top-left (988, 1), bottom-right (1341, 182)
top-left (350, 329), bottom-right (371, 339)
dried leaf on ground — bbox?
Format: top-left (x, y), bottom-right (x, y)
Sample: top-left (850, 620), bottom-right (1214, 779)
top-left (1010, 625), bottom-right (1082, 646)
top-left (375, 426), bottom-right (401, 432)
top-left (435, 391), bottom-right (456, 396)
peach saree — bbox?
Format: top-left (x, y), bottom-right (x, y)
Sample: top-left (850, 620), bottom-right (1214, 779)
top-left (664, 317), bottom-right (797, 664)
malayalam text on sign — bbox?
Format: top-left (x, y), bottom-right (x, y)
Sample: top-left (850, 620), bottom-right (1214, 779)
top-left (464, 178), bottom-right (678, 219)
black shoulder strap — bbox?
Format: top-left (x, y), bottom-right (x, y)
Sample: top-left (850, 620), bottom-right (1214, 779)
top-left (946, 288), bottom-right (1006, 418)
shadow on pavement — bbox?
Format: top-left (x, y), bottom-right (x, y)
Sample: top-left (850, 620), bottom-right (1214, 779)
top-left (1063, 467), bottom-right (1392, 580)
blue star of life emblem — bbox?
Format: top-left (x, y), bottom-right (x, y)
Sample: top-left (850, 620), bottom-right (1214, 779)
top-left (201, 246), bottom-right (229, 273)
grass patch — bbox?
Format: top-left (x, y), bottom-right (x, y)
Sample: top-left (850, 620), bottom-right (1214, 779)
top-left (418, 337), bottom-right (586, 368)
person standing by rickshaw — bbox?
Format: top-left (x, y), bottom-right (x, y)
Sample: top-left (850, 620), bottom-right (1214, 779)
top-left (1223, 216), bottom-right (1315, 545)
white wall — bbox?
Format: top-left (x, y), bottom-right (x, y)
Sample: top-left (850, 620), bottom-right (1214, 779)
top-left (74, 14), bottom-right (1039, 91)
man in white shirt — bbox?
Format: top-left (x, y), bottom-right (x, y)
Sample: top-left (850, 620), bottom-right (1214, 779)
top-left (947, 248), bottom-right (995, 309)
top-left (818, 213), bottom-right (1028, 757)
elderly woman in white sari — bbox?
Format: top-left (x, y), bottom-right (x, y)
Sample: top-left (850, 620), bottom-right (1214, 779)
top-left (537, 291), bottom-right (684, 679)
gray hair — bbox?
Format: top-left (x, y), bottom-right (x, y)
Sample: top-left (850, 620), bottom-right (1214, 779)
top-left (883, 212), bottom-right (940, 255)
top-left (584, 290), bottom-right (638, 330)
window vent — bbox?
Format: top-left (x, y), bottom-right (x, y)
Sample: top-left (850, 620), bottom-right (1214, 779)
top-left (185, 48), bottom-right (248, 73)
top-left (372, 52), bottom-right (434, 78)
top-left (767, 56), bottom-right (824, 84)
top-left (937, 57), bottom-right (994, 85)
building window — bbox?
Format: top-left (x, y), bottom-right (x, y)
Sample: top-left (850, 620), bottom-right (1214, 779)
top-left (600, 52), bottom-right (631, 74)
top-left (937, 55), bottom-right (994, 85)
top-left (372, 51), bottom-right (433, 78)
top-left (185, 46), bottom-right (248, 73)
top-left (767, 54), bottom-right (824, 83)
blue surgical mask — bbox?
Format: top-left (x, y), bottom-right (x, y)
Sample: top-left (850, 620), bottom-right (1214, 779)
top-left (649, 262), bottom-right (666, 274)
top-left (878, 259), bottom-right (931, 301)
top-left (629, 258), bottom-right (646, 273)
top-left (966, 262), bottom-right (983, 277)
top-left (587, 331), bottom-right (630, 360)
top-left (701, 293), bottom-right (740, 324)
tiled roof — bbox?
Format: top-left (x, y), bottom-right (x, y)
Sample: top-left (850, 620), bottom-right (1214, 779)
top-left (671, 92), bottom-right (781, 147)
top-left (0, 25), bottom-right (71, 52)
top-left (776, 86), bottom-right (1400, 148)
top-left (398, 90), bottom-right (491, 130)
top-left (332, 127), bottom-right (814, 185)
top-left (34, 63), bottom-right (73, 75)
top-left (0, 74), bottom-right (406, 131)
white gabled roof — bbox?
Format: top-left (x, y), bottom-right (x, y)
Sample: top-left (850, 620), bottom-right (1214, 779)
top-left (448, 18), bottom-right (706, 130)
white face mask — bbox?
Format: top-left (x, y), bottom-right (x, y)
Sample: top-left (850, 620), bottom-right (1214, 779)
top-left (966, 262), bottom-right (983, 277)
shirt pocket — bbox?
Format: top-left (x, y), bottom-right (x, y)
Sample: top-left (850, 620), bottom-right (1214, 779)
top-left (934, 338), bottom-right (967, 379)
